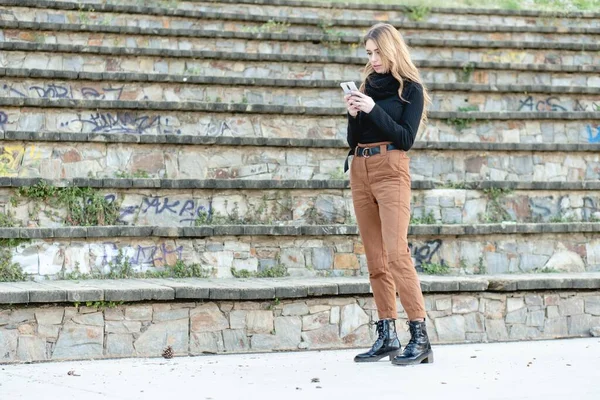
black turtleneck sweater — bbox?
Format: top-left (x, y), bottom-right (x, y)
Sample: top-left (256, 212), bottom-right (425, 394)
top-left (347, 75), bottom-right (424, 151)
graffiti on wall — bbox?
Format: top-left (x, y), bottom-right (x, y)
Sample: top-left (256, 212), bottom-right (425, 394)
top-left (61, 112), bottom-right (181, 135)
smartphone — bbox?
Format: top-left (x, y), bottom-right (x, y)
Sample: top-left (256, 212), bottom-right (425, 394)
top-left (340, 81), bottom-right (359, 95)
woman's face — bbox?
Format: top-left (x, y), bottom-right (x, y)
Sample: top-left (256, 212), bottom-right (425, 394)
top-left (365, 39), bottom-right (386, 73)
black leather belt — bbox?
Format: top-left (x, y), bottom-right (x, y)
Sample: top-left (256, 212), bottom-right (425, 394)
top-left (355, 144), bottom-right (399, 158)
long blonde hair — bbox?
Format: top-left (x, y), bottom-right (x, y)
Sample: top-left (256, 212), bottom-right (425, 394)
top-left (359, 23), bottom-right (430, 126)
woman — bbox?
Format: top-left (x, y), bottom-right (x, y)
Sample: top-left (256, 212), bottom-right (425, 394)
top-left (344, 23), bottom-right (433, 366)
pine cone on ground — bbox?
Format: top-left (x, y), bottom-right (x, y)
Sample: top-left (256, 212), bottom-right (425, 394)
top-left (162, 345), bottom-right (174, 359)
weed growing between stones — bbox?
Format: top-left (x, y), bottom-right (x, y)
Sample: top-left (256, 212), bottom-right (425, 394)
top-left (241, 20), bottom-right (291, 34)
top-left (59, 251), bottom-right (214, 280)
top-left (0, 248), bottom-right (25, 282)
top-left (476, 256), bottom-right (486, 275)
top-left (407, 5), bottom-right (431, 21)
top-left (439, 181), bottom-right (475, 190)
top-left (535, 267), bottom-right (560, 273)
top-left (420, 261), bottom-right (450, 275)
top-left (231, 263), bottom-right (289, 278)
top-left (410, 210), bottom-right (437, 225)
top-left (459, 62), bottom-right (476, 83)
top-left (0, 212), bottom-right (27, 281)
top-left (549, 215), bottom-right (577, 223)
top-left (479, 188), bottom-right (513, 223)
top-left (73, 300), bottom-right (124, 309)
top-left (114, 170), bottom-right (150, 178)
top-left (194, 195), bottom-right (294, 226)
top-left (15, 181), bottom-right (119, 226)
top-left (447, 106), bottom-right (478, 130)
top-left (77, 4), bottom-right (95, 25)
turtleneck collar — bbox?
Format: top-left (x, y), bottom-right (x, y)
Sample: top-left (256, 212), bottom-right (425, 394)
top-left (365, 72), bottom-right (401, 100)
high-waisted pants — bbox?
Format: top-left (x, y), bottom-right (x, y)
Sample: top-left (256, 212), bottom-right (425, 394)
top-left (350, 141), bottom-right (426, 321)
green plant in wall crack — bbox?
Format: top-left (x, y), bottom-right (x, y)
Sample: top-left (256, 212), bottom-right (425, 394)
top-left (479, 188), bottom-right (513, 223)
top-left (231, 263), bottom-right (289, 278)
top-left (447, 106), bottom-right (478, 131)
top-left (459, 62), bottom-right (475, 83)
top-left (0, 247), bottom-right (26, 282)
top-left (114, 170), bottom-right (150, 179)
top-left (420, 261), bottom-right (450, 275)
top-left (407, 5), bottom-right (431, 21)
top-left (0, 211), bottom-right (29, 248)
top-left (410, 210), bottom-right (437, 225)
top-left (16, 182), bottom-right (119, 226)
top-left (241, 20), bottom-right (291, 34)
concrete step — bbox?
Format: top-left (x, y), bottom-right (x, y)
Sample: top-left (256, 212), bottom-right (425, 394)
top-left (2, 48), bottom-right (598, 87)
top-left (0, 138), bottom-right (597, 181)
top-left (2, 27), bottom-right (598, 67)
top-left (1, 100), bottom-right (598, 144)
top-left (3, 224), bottom-right (600, 279)
top-left (3, 6), bottom-right (600, 43)
top-left (11, 0), bottom-right (598, 29)
top-left (0, 275), bottom-right (599, 363)
top-left (2, 75), bottom-right (599, 112)
top-left (3, 181), bottom-right (600, 228)
top-left (0, 2), bottom-right (600, 43)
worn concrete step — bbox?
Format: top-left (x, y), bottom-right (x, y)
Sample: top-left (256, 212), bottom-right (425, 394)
top-left (11, 0), bottom-right (598, 29)
top-left (1, 274), bottom-right (599, 304)
top-left (3, 184), bottom-right (600, 228)
top-left (2, 76), bottom-right (599, 112)
top-left (2, 48), bottom-right (599, 88)
top-left (2, 28), bottom-right (598, 67)
top-left (3, 68), bottom-right (599, 96)
top-left (3, 132), bottom-right (599, 152)
top-left (1, 106), bottom-right (598, 145)
top-left (4, 177), bottom-right (600, 190)
top-left (0, 139), bottom-right (597, 181)
top-left (3, 6), bottom-right (600, 44)
top-left (0, 14), bottom-right (600, 46)
top-left (4, 227), bottom-right (600, 279)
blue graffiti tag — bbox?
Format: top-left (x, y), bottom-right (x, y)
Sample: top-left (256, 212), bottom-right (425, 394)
top-left (586, 125), bottom-right (600, 143)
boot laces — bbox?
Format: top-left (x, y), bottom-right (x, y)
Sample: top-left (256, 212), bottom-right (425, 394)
top-left (370, 320), bottom-right (386, 340)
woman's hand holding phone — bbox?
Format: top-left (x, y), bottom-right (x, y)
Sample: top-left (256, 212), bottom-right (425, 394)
top-left (341, 82), bottom-right (361, 117)
top-left (345, 94), bottom-right (360, 117)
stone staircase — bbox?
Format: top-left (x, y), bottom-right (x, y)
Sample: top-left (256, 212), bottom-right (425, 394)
top-left (0, 0), bottom-right (600, 363)
top-left (0, 0), bottom-right (599, 280)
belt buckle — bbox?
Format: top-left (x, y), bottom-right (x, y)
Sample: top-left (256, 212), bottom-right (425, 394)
top-left (362, 147), bottom-right (371, 158)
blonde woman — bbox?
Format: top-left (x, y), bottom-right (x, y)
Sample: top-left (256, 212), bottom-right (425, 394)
top-left (344, 23), bottom-right (433, 366)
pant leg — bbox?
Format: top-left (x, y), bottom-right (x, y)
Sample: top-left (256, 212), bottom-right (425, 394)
top-left (370, 149), bottom-right (426, 321)
top-left (350, 154), bottom-right (397, 320)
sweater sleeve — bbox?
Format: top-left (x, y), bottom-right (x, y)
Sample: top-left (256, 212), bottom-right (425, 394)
top-left (346, 112), bottom-right (362, 150)
top-left (364, 83), bottom-right (424, 151)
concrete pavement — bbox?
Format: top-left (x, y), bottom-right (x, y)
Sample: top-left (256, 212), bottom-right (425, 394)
top-left (1, 338), bottom-right (598, 400)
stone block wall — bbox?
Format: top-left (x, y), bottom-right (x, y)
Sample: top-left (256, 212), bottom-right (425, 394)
top-left (2, 289), bottom-right (599, 363)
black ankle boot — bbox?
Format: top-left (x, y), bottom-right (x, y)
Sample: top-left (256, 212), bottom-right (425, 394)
top-left (354, 319), bottom-right (401, 362)
top-left (392, 320), bottom-right (433, 366)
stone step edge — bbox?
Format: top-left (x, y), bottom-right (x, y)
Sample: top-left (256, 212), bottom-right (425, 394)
top-left (199, 0), bottom-right (600, 19)
top-left (4, 18), bottom-right (600, 43)
top-left (2, 68), bottom-right (598, 95)
top-left (7, 0), bottom-right (599, 23)
top-left (1, 223), bottom-right (599, 240)
top-left (1, 98), bottom-right (598, 119)
top-left (3, 177), bottom-right (600, 191)
top-left (1, 273), bottom-right (600, 304)
top-left (3, 24), bottom-right (599, 52)
top-left (2, 131), bottom-right (599, 153)
top-left (4, 43), bottom-right (598, 73)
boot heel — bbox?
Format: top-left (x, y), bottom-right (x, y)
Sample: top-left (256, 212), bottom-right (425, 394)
top-left (421, 352), bottom-right (434, 364)
top-left (388, 350), bottom-right (401, 361)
